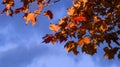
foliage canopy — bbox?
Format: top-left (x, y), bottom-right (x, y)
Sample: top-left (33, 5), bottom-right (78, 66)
top-left (1, 0), bottom-right (120, 60)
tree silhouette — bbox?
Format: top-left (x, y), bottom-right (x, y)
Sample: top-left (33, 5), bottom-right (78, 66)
top-left (1, 0), bottom-right (120, 60)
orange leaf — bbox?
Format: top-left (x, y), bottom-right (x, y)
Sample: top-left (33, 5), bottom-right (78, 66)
top-left (67, 7), bottom-right (75, 15)
top-left (23, 12), bottom-right (37, 26)
top-left (69, 22), bottom-right (76, 28)
top-left (78, 37), bottom-right (90, 46)
top-left (78, 39), bottom-right (84, 46)
top-left (84, 37), bottom-right (90, 44)
top-left (49, 23), bottom-right (61, 32)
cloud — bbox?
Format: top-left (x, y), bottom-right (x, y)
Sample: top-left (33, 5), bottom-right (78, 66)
top-left (26, 52), bottom-right (98, 67)
top-left (26, 51), bottom-right (75, 67)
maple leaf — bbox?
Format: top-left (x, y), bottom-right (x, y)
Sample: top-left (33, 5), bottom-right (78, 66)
top-left (73, 0), bottom-right (81, 8)
top-left (49, 23), bottom-right (61, 32)
top-left (42, 34), bottom-right (57, 44)
top-left (74, 16), bottom-right (86, 22)
top-left (1, 0), bottom-right (14, 15)
top-left (78, 37), bottom-right (90, 46)
top-left (44, 10), bottom-right (53, 19)
top-left (69, 22), bottom-right (76, 28)
top-left (67, 7), bottom-right (75, 15)
top-left (64, 41), bottom-right (79, 55)
top-left (58, 19), bottom-right (65, 25)
top-left (23, 12), bottom-right (37, 26)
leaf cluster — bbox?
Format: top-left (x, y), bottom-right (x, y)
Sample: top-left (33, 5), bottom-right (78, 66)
top-left (1, 0), bottom-right (120, 60)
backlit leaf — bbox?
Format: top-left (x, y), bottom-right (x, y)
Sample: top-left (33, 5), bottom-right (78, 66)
top-left (49, 23), bottom-right (61, 32)
top-left (74, 16), bottom-right (86, 22)
top-left (23, 12), bottom-right (37, 26)
top-left (67, 7), bottom-right (75, 15)
top-left (78, 37), bottom-right (90, 46)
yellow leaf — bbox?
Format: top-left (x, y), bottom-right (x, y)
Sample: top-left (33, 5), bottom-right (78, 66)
top-left (49, 23), bottom-right (61, 32)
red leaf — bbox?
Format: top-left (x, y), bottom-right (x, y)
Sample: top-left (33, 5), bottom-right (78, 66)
top-left (74, 16), bottom-right (86, 22)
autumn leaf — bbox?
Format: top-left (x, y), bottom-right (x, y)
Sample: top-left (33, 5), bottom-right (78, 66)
top-left (78, 37), bottom-right (90, 46)
top-left (69, 22), bottom-right (76, 28)
top-left (51, 37), bottom-right (56, 44)
top-left (14, 6), bottom-right (29, 14)
top-left (67, 7), bottom-right (75, 15)
top-left (99, 25), bottom-right (108, 32)
top-left (64, 41), bottom-right (79, 55)
top-left (78, 39), bottom-right (84, 46)
top-left (58, 19), bottom-right (64, 25)
top-left (44, 10), bottom-right (53, 19)
top-left (89, 30), bottom-right (94, 34)
top-left (38, 3), bottom-right (44, 9)
top-left (49, 23), bottom-right (61, 32)
top-left (74, 16), bottom-right (86, 22)
top-left (81, 28), bottom-right (86, 32)
top-left (1, 0), bottom-right (14, 15)
top-left (94, 16), bottom-right (100, 23)
top-left (23, 12), bottom-right (37, 26)
top-left (82, 43), bottom-right (97, 55)
top-left (73, 0), bottom-right (81, 8)
top-left (34, 9), bottom-right (41, 15)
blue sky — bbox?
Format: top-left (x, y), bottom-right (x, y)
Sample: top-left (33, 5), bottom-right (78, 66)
top-left (0, 0), bottom-right (120, 67)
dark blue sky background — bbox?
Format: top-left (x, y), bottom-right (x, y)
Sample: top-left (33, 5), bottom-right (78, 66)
top-left (0, 0), bottom-right (120, 67)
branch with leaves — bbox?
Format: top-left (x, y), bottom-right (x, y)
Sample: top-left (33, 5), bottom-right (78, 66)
top-left (0, 0), bottom-right (120, 60)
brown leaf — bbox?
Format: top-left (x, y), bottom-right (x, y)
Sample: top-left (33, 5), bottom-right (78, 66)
top-left (51, 37), bottom-right (56, 44)
top-left (14, 6), bottom-right (28, 14)
top-left (64, 41), bottom-right (79, 55)
top-left (44, 10), bottom-right (53, 19)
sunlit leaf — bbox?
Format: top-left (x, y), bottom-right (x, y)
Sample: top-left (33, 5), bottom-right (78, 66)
top-left (74, 16), bottom-right (86, 22)
top-left (67, 7), bottom-right (75, 15)
top-left (78, 37), bottom-right (90, 46)
top-left (23, 12), bottom-right (37, 26)
top-left (49, 23), bottom-right (61, 32)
